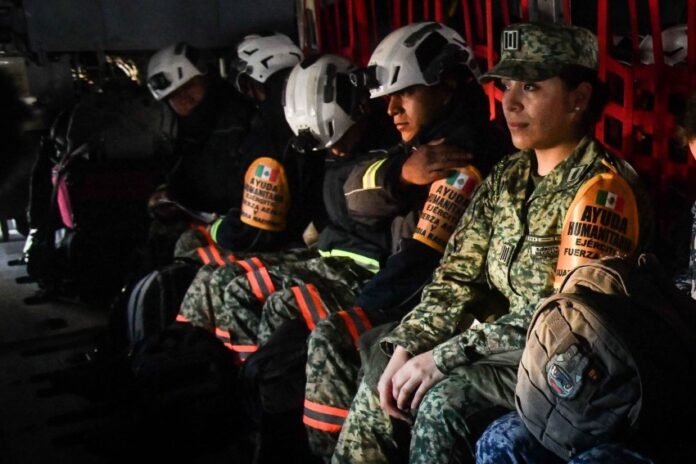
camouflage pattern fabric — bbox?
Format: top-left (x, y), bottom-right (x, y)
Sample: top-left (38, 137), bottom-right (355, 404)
top-left (173, 226), bottom-right (212, 258)
top-left (476, 412), bottom-right (655, 464)
top-left (304, 314), bottom-right (367, 461)
top-left (178, 248), bottom-right (319, 331)
top-left (256, 279), bottom-right (360, 346)
top-left (333, 362), bottom-right (517, 464)
top-left (480, 22), bottom-right (598, 84)
top-left (178, 263), bottom-right (219, 329)
top-left (215, 256), bottom-right (374, 360)
top-left (382, 137), bottom-right (653, 372)
top-left (334, 137), bottom-right (653, 463)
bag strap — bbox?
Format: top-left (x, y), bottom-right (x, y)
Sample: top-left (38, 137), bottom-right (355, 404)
top-left (544, 308), bottom-right (580, 354)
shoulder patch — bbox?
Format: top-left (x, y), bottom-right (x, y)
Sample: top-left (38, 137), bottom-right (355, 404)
top-left (554, 172), bottom-right (640, 289)
top-left (413, 166), bottom-right (482, 252)
top-left (240, 157), bottom-right (290, 232)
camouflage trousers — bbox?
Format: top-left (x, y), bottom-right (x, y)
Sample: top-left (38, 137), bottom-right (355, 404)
top-left (304, 309), bottom-right (405, 462)
top-left (183, 254), bottom-right (374, 363)
top-left (332, 354), bottom-right (517, 464)
top-left (178, 248), bottom-right (319, 331)
top-left (476, 412), bottom-right (655, 464)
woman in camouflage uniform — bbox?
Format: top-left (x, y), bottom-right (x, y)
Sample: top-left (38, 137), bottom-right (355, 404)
top-left (333, 22), bottom-right (654, 464)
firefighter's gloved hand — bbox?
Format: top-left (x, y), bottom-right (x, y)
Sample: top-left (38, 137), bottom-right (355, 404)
top-left (401, 138), bottom-right (472, 185)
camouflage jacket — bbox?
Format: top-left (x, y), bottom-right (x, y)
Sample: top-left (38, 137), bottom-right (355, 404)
top-left (381, 137), bottom-right (653, 373)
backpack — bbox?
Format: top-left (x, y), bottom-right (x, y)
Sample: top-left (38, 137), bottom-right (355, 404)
top-left (238, 318), bottom-right (317, 463)
top-left (126, 259), bottom-right (200, 347)
top-left (516, 254), bottom-right (696, 461)
top-left (129, 322), bottom-right (240, 457)
top-left (26, 89), bottom-right (175, 303)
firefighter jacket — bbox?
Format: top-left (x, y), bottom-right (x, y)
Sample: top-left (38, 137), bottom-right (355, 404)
top-left (381, 136), bottom-right (654, 374)
top-left (166, 79), bottom-right (256, 215)
top-left (345, 97), bottom-right (507, 314)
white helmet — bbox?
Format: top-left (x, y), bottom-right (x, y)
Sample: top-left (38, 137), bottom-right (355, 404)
top-left (233, 32), bottom-right (303, 87)
top-left (283, 55), bottom-right (362, 150)
top-left (354, 22), bottom-right (479, 98)
top-left (146, 43), bottom-right (207, 101)
top-left (640, 24), bottom-right (687, 66)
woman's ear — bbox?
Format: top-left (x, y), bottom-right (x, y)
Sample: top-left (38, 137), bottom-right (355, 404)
top-left (571, 81), bottom-right (593, 113)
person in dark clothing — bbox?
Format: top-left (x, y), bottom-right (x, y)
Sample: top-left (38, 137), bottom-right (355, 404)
top-left (181, 32), bottom-right (322, 256)
top-left (145, 42), bottom-right (257, 264)
top-left (176, 54), bottom-right (400, 362)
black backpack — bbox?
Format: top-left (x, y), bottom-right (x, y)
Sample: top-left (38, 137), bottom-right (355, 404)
top-left (238, 318), bottom-right (318, 463)
top-left (517, 254), bottom-right (696, 461)
top-left (129, 322), bottom-right (240, 456)
top-left (126, 258), bottom-right (200, 348)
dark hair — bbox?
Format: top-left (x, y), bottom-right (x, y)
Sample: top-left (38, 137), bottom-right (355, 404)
top-left (681, 91), bottom-right (696, 143)
top-left (442, 64), bottom-right (490, 123)
top-left (557, 65), bottom-right (608, 133)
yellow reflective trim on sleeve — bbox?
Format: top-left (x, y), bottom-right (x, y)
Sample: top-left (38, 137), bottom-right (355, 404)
top-left (209, 218), bottom-right (223, 243)
top-left (361, 158), bottom-right (388, 190)
top-left (318, 249), bottom-right (380, 273)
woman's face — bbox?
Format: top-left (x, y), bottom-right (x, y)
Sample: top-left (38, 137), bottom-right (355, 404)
top-left (501, 77), bottom-right (585, 151)
top-left (386, 84), bottom-right (451, 142)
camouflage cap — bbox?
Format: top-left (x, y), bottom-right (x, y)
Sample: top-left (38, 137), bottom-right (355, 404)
top-left (480, 22), bottom-right (598, 83)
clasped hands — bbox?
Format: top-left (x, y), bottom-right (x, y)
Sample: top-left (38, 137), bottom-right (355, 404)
top-left (377, 345), bottom-right (445, 423)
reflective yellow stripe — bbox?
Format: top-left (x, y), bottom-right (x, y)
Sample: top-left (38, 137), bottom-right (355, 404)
top-left (361, 158), bottom-right (388, 190)
top-left (209, 218), bottom-right (223, 243)
top-left (319, 249), bottom-right (379, 273)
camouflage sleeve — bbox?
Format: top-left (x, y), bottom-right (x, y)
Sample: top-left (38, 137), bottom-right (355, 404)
top-left (380, 166), bottom-right (498, 356)
top-left (432, 303), bottom-right (534, 373)
top-left (343, 152), bottom-right (425, 226)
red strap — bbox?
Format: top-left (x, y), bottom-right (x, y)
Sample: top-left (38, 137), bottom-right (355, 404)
top-left (175, 313), bottom-right (191, 323)
top-left (292, 283), bottom-right (328, 330)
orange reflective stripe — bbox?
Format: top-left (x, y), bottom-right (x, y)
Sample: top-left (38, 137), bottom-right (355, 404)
top-left (214, 327), bottom-right (257, 358)
top-left (215, 327), bottom-right (231, 343)
top-left (245, 267), bottom-right (276, 303)
top-left (303, 399), bottom-right (348, 433)
top-left (337, 311), bottom-right (360, 347)
top-left (208, 245), bottom-right (226, 266)
top-left (235, 257), bottom-right (264, 273)
top-left (193, 224), bottom-right (215, 247)
top-left (303, 416), bottom-right (342, 433)
top-left (229, 345), bottom-right (258, 353)
top-left (196, 247), bottom-right (212, 265)
top-left (292, 284), bottom-right (328, 330)
top-left (223, 254), bottom-right (237, 265)
top-left (175, 313), bottom-right (190, 323)
top-left (352, 306), bottom-right (372, 332)
top-left (232, 345), bottom-right (258, 362)
top-left (337, 307), bottom-right (373, 348)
